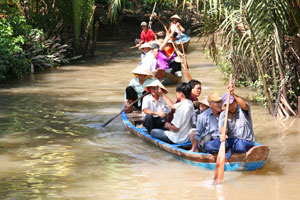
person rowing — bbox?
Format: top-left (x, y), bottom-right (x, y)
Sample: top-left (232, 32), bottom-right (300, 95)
top-left (218, 82), bottom-right (255, 159)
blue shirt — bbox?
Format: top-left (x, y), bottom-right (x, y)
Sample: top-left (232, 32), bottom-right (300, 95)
top-left (194, 108), bottom-right (220, 142)
top-left (219, 104), bottom-right (255, 142)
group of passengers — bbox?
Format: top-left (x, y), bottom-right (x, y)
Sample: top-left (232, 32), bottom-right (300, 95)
top-left (135, 15), bottom-right (185, 78)
top-left (124, 67), bottom-right (255, 158)
top-left (124, 14), bottom-right (256, 158)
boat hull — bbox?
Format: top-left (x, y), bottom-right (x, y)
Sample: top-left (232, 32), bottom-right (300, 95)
top-left (121, 107), bottom-right (269, 171)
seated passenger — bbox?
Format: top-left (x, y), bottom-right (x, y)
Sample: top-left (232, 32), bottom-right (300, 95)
top-left (124, 67), bottom-right (154, 112)
top-left (218, 82), bottom-right (255, 159)
top-left (192, 96), bottom-right (210, 128)
top-left (156, 34), bottom-right (182, 76)
top-left (190, 92), bottom-right (222, 152)
top-left (138, 43), bottom-right (159, 73)
top-left (166, 79), bottom-right (202, 123)
top-left (150, 82), bottom-right (194, 144)
top-left (139, 43), bottom-right (151, 60)
top-left (142, 80), bottom-right (170, 132)
top-left (135, 21), bottom-right (157, 47)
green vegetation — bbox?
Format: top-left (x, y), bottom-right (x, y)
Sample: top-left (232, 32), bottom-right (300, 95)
top-left (196, 0), bottom-right (300, 113)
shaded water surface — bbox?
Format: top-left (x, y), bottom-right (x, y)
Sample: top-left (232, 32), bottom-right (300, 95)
top-left (0, 39), bottom-right (300, 199)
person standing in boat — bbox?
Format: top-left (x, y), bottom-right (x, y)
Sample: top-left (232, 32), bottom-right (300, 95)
top-left (124, 67), bottom-right (154, 112)
top-left (135, 22), bottom-right (157, 47)
top-left (150, 82), bottom-right (194, 144)
top-left (142, 80), bottom-right (170, 132)
top-left (218, 82), bottom-right (255, 159)
top-left (168, 14), bottom-right (189, 43)
top-left (190, 92), bottom-right (223, 152)
top-left (168, 14), bottom-right (185, 37)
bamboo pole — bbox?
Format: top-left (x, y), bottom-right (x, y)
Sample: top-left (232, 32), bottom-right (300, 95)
top-left (298, 97), bottom-right (300, 118)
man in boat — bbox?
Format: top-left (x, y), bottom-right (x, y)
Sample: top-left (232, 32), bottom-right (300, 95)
top-left (218, 83), bottom-right (255, 159)
top-left (150, 82), bottom-right (194, 144)
top-left (135, 22), bottom-right (157, 47)
top-left (142, 80), bottom-right (170, 132)
top-left (166, 79), bottom-right (202, 123)
top-left (124, 67), bottom-right (154, 112)
top-left (190, 92), bottom-right (223, 152)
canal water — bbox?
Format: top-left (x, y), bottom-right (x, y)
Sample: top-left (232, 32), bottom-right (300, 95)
top-left (0, 38), bottom-right (299, 200)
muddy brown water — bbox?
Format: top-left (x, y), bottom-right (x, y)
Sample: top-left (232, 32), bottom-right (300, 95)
top-left (0, 38), bottom-right (299, 199)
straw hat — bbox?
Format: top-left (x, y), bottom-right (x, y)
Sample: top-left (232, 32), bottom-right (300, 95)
top-left (170, 14), bottom-right (181, 20)
top-left (132, 66), bottom-right (152, 76)
top-left (144, 80), bottom-right (168, 94)
top-left (207, 92), bottom-right (222, 103)
top-left (199, 96), bottom-right (210, 107)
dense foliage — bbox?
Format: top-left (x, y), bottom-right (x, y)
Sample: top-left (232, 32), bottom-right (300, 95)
top-left (194, 0), bottom-right (300, 113)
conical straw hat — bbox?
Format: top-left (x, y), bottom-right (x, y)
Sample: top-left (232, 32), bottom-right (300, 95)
top-left (144, 79), bottom-right (168, 94)
top-left (170, 14), bottom-right (181, 20)
top-left (132, 66), bottom-right (152, 76)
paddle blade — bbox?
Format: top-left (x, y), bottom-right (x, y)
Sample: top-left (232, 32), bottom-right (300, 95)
top-left (213, 141), bottom-right (226, 184)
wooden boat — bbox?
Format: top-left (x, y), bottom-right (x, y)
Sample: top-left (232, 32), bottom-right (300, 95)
top-left (155, 69), bottom-right (182, 85)
top-left (121, 108), bottom-right (269, 171)
top-left (176, 34), bottom-right (190, 53)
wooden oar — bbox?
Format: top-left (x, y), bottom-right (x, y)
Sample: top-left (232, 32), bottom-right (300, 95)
top-left (213, 74), bottom-right (232, 184)
top-left (158, 18), bottom-right (192, 81)
top-left (100, 92), bottom-right (150, 128)
top-left (148, 2), bottom-right (157, 29)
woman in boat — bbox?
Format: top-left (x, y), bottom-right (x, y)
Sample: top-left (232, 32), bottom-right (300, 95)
top-left (124, 67), bottom-right (154, 112)
top-left (168, 14), bottom-right (185, 36)
top-left (142, 80), bottom-right (170, 132)
top-left (150, 82), bottom-right (194, 144)
top-left (168, 14), bottom-right (189, 43)
top-left (155, 34), bottom-right (182, 77)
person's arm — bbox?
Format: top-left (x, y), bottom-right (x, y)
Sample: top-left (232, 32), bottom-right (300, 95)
top-left (143, 108), bottom-right (166, 118)
top-left (159, 34), bottom-right (171, 51)
top-left (178, 23), bottom-right (185, 32)
top-left (159, 92), bottom-right (175, 109)
top-left (164, 122), bottom-right (179, 132)
top-left (229, 83), bottom-right (248, 111)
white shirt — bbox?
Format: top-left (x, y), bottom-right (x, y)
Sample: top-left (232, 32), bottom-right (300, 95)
top-left (170, 23), bottom-right (180, 34)
top-left (142, 95), bottom-right (170, 119)
top-left (139, 51), bottom-right (157, 72)
top-left (165, 99), bottom-right (194, 143)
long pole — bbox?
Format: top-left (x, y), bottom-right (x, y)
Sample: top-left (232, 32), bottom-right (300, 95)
top-left (100, 92), bottom-right (150, 128)
top-left (213, 74), bottom-right (232, 184)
